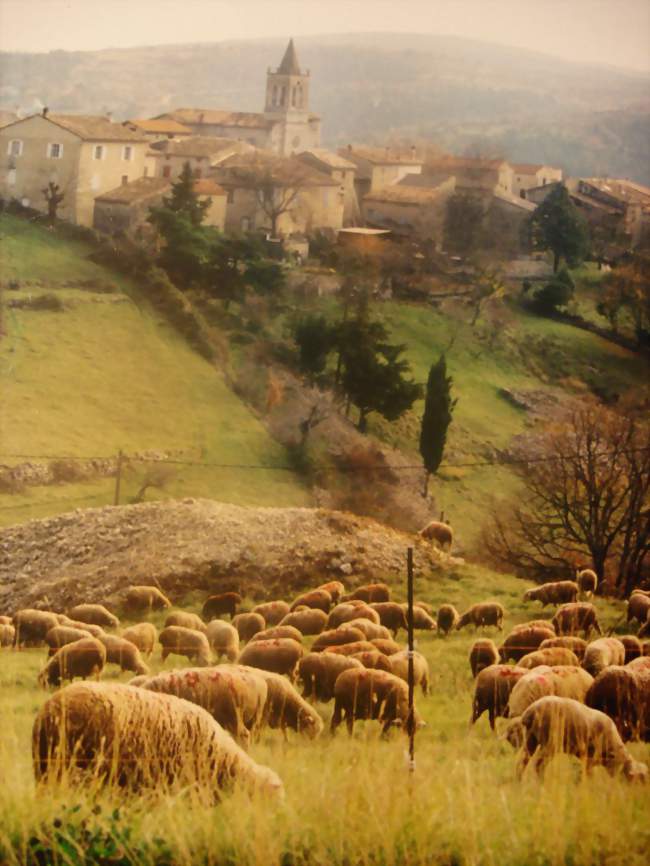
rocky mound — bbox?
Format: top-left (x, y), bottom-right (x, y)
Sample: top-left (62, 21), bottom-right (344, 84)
top-left (0, 499), bottom-right (452, 613)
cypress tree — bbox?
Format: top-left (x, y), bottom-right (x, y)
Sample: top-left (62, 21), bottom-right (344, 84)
top-left (419, 355), bottom-right (457, 497)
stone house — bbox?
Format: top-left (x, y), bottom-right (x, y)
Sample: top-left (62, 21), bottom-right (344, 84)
top-left (146, 136), bottom-right (254, 180)
top-left (420, 156), bottom-right (513, 198)
top-left (566, 177), bottom-right (650, 250)
top-left (362, 176), bottom-right (456, 248)
top-left (296, 148), bottom-right (359, 224)
top-left (339, 145), bottom-right (423, 200)
top-left (511, 163), bottom-right (563, 198)
top-left (0, 111), bottom-right (147, 226)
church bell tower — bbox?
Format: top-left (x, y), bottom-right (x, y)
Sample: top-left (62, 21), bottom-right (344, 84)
top-left (264, 39), bottom-right (318, 155)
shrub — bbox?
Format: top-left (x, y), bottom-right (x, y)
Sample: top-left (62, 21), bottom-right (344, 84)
top-left (532, 268), bottom-right (575, 315)
top-left (7, 293), bottom-right (65, 312)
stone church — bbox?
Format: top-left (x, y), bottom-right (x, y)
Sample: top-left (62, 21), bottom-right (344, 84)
top-left (155, 40), bottom-right (321, 156)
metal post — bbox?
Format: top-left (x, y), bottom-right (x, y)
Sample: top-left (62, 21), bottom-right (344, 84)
top-left (114, 450), bottom-right (123, 506)
top-left (407, 546), bottom-right (415, 772)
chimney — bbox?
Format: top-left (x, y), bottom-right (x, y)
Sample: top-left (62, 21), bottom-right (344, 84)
top-left (347, 143), bottom-right (352, 152)
top-left (199, 112), bottom-right (205, 124)
top-left (42, 106), bottom-right (49, 118)
top-left (411, 145), bottom-right (417, 160)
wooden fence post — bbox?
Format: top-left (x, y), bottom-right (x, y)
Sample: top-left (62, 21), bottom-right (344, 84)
top-left (114, 450), bottom-right (123, 506)
top-left (407, 546), bottom-right (415, 772)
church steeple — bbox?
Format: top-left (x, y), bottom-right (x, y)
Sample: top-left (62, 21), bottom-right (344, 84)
top-left (264, 38), bottom-right (310, 115)
top-left (277, 39), bottom-right (301, 75)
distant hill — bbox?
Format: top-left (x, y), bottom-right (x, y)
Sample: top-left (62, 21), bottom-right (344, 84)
top-left (1, 33), bottom-right (649, 182)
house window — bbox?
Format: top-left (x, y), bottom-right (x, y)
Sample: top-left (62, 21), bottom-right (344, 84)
top-left (122, 145), bottom-right (133, 161)
top-left (162, 165), bottom-right (172, 178)
top-left (8, 139), bottom-right (23, 157)
top-left (227, 190), bottom-right (234, 204)
top-left (241, 217), bottom-right (251, 231)
top-left (93, 145), bottom-right (105, 160)
top-left (48, 142), bottom-right (63, 159)
top-left (7, 169), bottom-right (16, 186)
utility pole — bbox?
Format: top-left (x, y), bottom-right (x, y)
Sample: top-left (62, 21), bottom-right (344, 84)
top-left (406, 546), bottom-right (415, 773)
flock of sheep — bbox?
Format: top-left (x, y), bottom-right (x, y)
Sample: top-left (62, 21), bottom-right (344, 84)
top-left (2, 565), bottom-right (650, 802)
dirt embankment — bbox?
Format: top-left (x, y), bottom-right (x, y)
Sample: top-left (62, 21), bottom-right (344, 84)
top-left (0, 499), bottom-right (453, 614)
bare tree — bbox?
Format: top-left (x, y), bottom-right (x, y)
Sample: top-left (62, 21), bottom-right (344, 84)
top-left (42, 182), bottom-right (64, 224)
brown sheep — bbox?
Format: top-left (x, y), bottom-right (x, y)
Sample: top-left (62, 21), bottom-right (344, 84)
top-left (401, 604), bottom-right (437, 631)
top-left (252, 601), bottom-right (290, 626)
top-left (289, 589), bottom-right (332, 614)
top-left (351, 650), bottom-right (393, 672)
top-left (507, 665), bottom-right (594, 719)
top-left (315, 581), bottom-right (345, 603)
top-left (251, 625), bottom-right (304, 644)
top-left (0, 615), bottom-right (12, 625)
top-left (388, 649), bottom-right (430, 695)
top-left (38, 638), bottom-right (106, 687)
top-left (414, 601), bottom-right (434, 615)
top-left (311, 627), bottom-right (366, 652)
top-left (278, 609), bottom-right (327, 636)
top-left (57, 616), bottom-right (105, 638)
top-left (206, 620), bottom-right (239, 662)
top-left (298, 653), bottom-right (363, 702)
top-left (510, 619), bottom-right (556, 635)
top-left (331, 668), bottom-right (424, 736)
top-left (238, 638), bottom-right (304, 681)
top-left (324, 640), bottom-right (377, 657)
top-left (539, 636), bottom-right (587, 661)
top-left (327, 603), bottom-right (380, 630)
top-left (32, 682), bottom-right (283, 798)
top-left (136, 666), bottom-right (268, 747)
top-left (121, 623), bottom-right (157, 657)
top-left (471, 664), bottom-right (528, 730)
top-left (201, 592), bottom-right (242, 621)
top-left (498, 626), bottom-right (558, 662)
top-left (0, 623), bottom-right (16, 647)
top-left (125, 586), bottom-right (171, 612)
top-left (67, 604), bottom-right (119, 630)
top-left (551, 603), bottom-right (602, 637)
top-left (627, 592), bottom-right (650, 625)
top-left (582, 638), bottom-right (626, 678)
top-left (576, 569), bottom-right (598, 598)
top-left (343, 583), bottom-right (391, 604)
top-left (159, 625), bottom-right (211, 667)
top-left (628, 656), bottom-right (650, 673)
top-left (369, 602), bottom-right (408, 636)
top-left (639, 616), bottom-right (650, 641)
top-left (457, 602), bottom-right (505, 632)
top-left (505, 695), bottom-right (648, 781)
top-left (165, 611), bottom-right (206, 634)
top-left (469, 639), bottom-right (499, 677)
top-left (232, 666), bottom-right (323, 738)
top-left (345, 618), bottom-right (391, 641)
top-left (518, 647), bottom-right (580, 669)
top-left (232, 612), bottom-right (266, 643)
top-left (370, 638), bottom-right (402, 656)
top-left (620, 635), bottom-right (643, 665)
top-left (436, 604), bottom-right (459, 635)
top-left (523, 581), bottom-right (579, 607)
top-left (586, 665), bottom-right (650, 742)
top-left (98, 634), bottom-right (150, 676)
top-left (13, 609), bottom-right (59, 647)
top-left (418, 520), bottom-right (453, 551)
top-left (45, 625), bottom-right (92, 656)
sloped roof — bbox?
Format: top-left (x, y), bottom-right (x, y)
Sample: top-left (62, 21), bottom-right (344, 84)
top-left (149, 136), bottom-right (250, 159)
top-left (127, 118), bottom-right (193, 135)
top-left (365, 184), bottom-right (449, 205)
top-left (46, 114), bottom-right (147, 142)
top-left (193, 179), bottom-right (226, 196)
top-left (341, 145), bottom-right (423, 166)
top-left (492, 190), bottom-right (537, 211)
top-left (156, 109), bottom-right (275, 130)
top-left (0, 110), bottom-right (18, 129)
top-left (95, 176), bottom-right (171, 204)
top-left (216, 150), bottom-right (338, 187)
top-left (581, 177), bottom-right (650, 205)
top-left (298, 148), bottom-right (357, 171)
top-left (277, 38), bottom-right (302, 75)
top-left (511, 163), bottom-right (545, 174)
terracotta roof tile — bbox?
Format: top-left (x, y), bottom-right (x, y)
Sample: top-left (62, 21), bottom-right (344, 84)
top-left (157, 109), bottom-right (275, 130)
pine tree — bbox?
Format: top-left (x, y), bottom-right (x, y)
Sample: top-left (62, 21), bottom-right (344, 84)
top-left (162, 161), bottom-right (210, 226)
top-left (419, 355), bottom-right (457, 497)
top-left (528, 184), bottom-right (590, 272)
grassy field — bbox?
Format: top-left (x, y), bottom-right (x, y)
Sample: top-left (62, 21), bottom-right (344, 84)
top-left (1, 566), bottom-right (649, 866)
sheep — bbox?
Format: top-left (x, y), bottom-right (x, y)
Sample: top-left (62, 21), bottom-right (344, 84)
top-left (206, 620), bottom-right (239, 662)
top-left (38, 638), bottom-right (106, 688)
top-left (628, 656), bottom-right (650, 673)
top-left (345, 618), bottom-right (391, 641)
top-left (551, 603), bottom-right (602, 637)
top-left (576, 569), bottom-right (598, 598)
top-left (289, 589), bottom-right (332, 614)
top-left (97, 634), bottom-right (150, 676)
top-left (125, 586), bottom-right (171, 612)
top-left (331, 668), bottom-right (424, 736)
top-left (639, 616), bottom-right (650, 641)
top-left (136, 666), bottom-right (268, 748)
top-left (327, 603), bottom-right (380, 630)
top-left (315, 581), bottom-right (345, 603)
top-left (582, 638), bottom-right (626, 678)
top-left (388, 649), bottom-right (430, 695)
top-left (471, 665), bottom-right (528, 730)
top-left (343, 583), bottom-right (391, 604)
top-left (620, 635), bottom-right (643, 665)
top-left (352, 650), bottom-right (393, 672)
top-left (252, 601), bottom-right (290, 626)
top-left (518, 647), bottom-right (580, 669)
top-left (370, 638), bottom-right (402, 656)
top-left (418, 520), bottom-right (453, 551)
top-left (401, 604), bottom-right (437, 631)
top-left (414, 601), bottom-right (434, 615)
top-left (251, 625), bottom-right (304, 644)
top-left (297, 653), bottom-right (364, 702)
top-left (232, 666), bottom-right (323, 739)
top-left (238, 638), bottom-right (304, 681)
top-left (369, 602), bottom-right (408, 636)
top-left (0, 623), bottom-right (15, 647)
top-left (523, 581), bottom-right (579, 607)
top-left (57, 616), bottom-right (105, 638)
top-left (165, 611), bottom-right (207, 634)
top-left (202, 592), bottom-right (242, 621)
top-left (436, 604), bottom-right (459, 635)
top-left (507, 665), bottom-right (594, 719)
top-left (159, 626), bottom-right (212, 667)
top-left (232, 612), bottom-right (266, 643)
top-left (627, 592), bottom-right (650, 626)
top-left (278, 609), bottom-right (327, 636)
top-left (121, 623), bottom-right (157, 657)
top-left (45, 625), bottom-right (92, 656)
top-left (499, 626), bottom-right (556, 662)
top-left (457, 602), bottom-right (505, 632)
top-left (324, 640), bottom-right (378, 657)
top-left (13, 609), bottom-right (59, 647)
top-left (0, 615), bottom-right (12, 625)
top-left (586, 665), bottom-right (650, 742)
top-left (67, 604), bottom-right (119, 630)
top-left (311, 627), bottom-right (366, 652)
top-left (469, 639), bottom-right (499, 677)
top-left (505, 695), bottom-right (648, 781)
top-left (539, 636), bottom-right (588, 661)
top-left (32, 681), bottom-right (283, 799)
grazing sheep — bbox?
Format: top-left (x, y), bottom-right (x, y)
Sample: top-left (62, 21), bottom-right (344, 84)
top-left (345, 618), bottom-right (390, 641)
top-left (0, 615), bottom-right (12, 625)
top-left (125, 586), bottom-right (171, 612)
top-left (343, 583), bottom-right (391, 604)
top-left (388, 649), bottom-right (430, 695)
top-left (0, 623), bottom-right (16, 647)
top-left (233, 667), bottom-right (323, 738)
top-left (57, 617), bottom-right (105, 638)
top-left (518, 647), bottom-right (580, 669)
top-left (418, 520), bottom-right (453, 551)
top-left (202, 592), bottom-right (242, 621)
top-left (13, 609), bottom-right (60, 647)
top-left (582, 638), bottom-right (626, 678)
top-left (136, 666), bottom-right (268, 747)
top-left (232, 612), bottom-right (266, 643)
top-left (505, 695), bottom-right (648, 781)
top-left (639, 616), bottom-right (650, 640)
top-left (238, 638), bottom-right (304, 681)
top-left (620, 635), bottom-right (643, 665)
top-left (324, 640), bottom-right (377, 657)
top-left (206, 620), bottom-right (239, 662)
top-left (436, 604), bottom-right (459, 635)
top-left (315, 581), bottom-right (345, 603)
top-left (351, 650), bottom-right (393, 672)
top-left (551, 603), bottom-right (602, 637)
top-left (399, 604), bottom-right (437, 631)
top-left (289, 589), bottom-right (332, 614)
top-left (586, 665), bottom-right (650, 742)
top-left (507, 666), bottom-right (594, 719)
top-left (121, 623), bottom-right (157, 657)
top-left (370, 638), bottom-right (402, 656)
top-left (627, 592), bottom-right (650, 626)
top-left (68, 604), bottom-right (119, 630)
top-left (523, 581), bottom-right (579, 607)
top-left (98, 634), bottom-right (150, 676)
top-left (457, 602), bottom-right (505, 632)
top-left (251, 625), bottom-right (304, 644)
top-left (576, 569), bottom-right (598, 598)
top-left (298, 653), bottom-right (364, 702)
top-left (499, 626), bottom-right (556, 662)
top-left (369, 602), bottom-right (408, 636)
top-left (159, 626), bottom-right (212, 667)
top-left (38, 638), bottom-right (106, 687)
top-left (327, 603), bottom-right (380, 630)
top-left (414, 601), bottom-right (434, 615)
top-left (331, 668), bottom-right (423, 736)
top-left (32, 682), bottom-right (283, 799)
top-left (469, 639), bottom-right (499, 677)
top-left (252, 601), bottom-right (290, 626)
top-left (45, 625), bottom-right (92, 656)
top-left (539, 636), bottom-right (588, 661)
top-left (471, 665), bottom-right (528, 730)
top-left (311, 627), bottom-right (366, 652)
top-left (628, 656), bottom-right (650, 673)
top-left (165, 611), bottom-right (206, 634)
top-left (279, 609), bottom-right (327, 636)
top-left (510, 619), bottom-right (556, 634)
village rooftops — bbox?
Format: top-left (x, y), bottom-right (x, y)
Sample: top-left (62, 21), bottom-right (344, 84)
top-left (297, 148), bottom-right (357, 171)
top-left (493, 189), bottom-right (537, 211)
top-left (125, 118), bottom-right (193, 136)
top-left (149, 136), bottom-right (252, 159)
top-left (581, 177), bottom-right (650, 206)
top-left (0, 110), bottom-right (18, 128)
top-left (215, 150), bottom-right (338, 187)
top-left (364, 184), bottom-right (451, 205)
top-left (4, 113), bottom-right (148, 143)
top-left (341, 145), bottom-right (423, 166)
top-left (511, 163), bottom-right (546, 174)
top-left (155, 109), bottom-right (276, 130)
top-left (95, 176), bottom-right (225, 205)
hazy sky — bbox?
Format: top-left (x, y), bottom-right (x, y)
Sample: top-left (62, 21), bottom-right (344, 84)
top-left (1, 0), bottom-right (649, 73)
